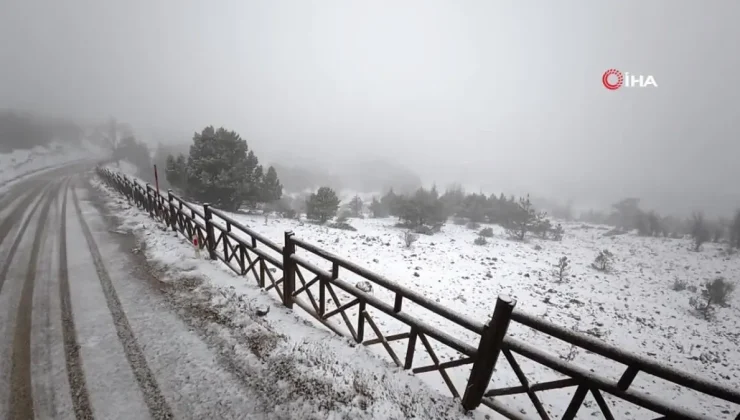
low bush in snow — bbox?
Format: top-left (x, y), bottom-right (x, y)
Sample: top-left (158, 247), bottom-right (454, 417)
top-left (592, 249), bottom-right (614, 272)
top-left (479, 227), bottom-right (494, 238)
top-left (329, 222), bottom-right (357, 232)
top-left (473, 236), bottom-right (487, 246)
top-left (689, 277), bottom-right (736, 319)
top-left (672, 278), bottom-right (688, 292)
top-left (401, 230), bottom-right (418, 248)
top-left (551, 224), bottom-right (565, 241)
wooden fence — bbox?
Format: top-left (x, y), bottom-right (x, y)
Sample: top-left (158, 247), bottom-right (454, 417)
top-left (96, 167), bottom-right (740, 420)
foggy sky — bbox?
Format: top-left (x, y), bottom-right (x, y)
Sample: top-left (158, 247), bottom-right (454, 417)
top-left (1, 1), bottom-right (738, 216)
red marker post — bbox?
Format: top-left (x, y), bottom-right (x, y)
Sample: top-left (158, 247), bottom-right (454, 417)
top-left (193, 234), bottom-right (201, 258)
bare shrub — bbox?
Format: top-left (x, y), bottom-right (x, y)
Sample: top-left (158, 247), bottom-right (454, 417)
top-left (402, 230), bottom-right (418, 248)
top-left (466, 221), bottom-right (480, 230)
top-left (473, 236), bottom-right (487, 246)
top-left (592, 250), bottom-right (614, 272)
top-left (552, 256), bottom-right (570, 282)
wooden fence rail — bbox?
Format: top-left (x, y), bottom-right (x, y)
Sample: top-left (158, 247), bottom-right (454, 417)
top-left (96, 167), bottom-right (740, 420)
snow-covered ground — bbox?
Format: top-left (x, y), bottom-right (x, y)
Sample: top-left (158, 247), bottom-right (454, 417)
top-left (96, 166), bottom-right (740, 419)
top-left (0, 141), bottom-right (106, 188)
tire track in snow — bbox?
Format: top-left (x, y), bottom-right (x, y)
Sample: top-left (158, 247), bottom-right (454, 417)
top-left (8, 182), bottom-right (58, 420)
top-left (0, 183), bottom-right (53, 420)
top-left (58, 179), bottom-right (95, 419)
top-left (0, 182), bottom-right (52, 294)
top-left (0, 183), bottom-right (46, 260)
top-left (71, 185), bottom-right (174, 420)
top-left (0, 179), bottom-right (43, 214)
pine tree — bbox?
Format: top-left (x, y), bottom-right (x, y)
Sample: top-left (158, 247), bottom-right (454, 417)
top-left (165, 154), bottom-right (187, 191)
top-left (381, 189), bottom-right (400, 217)
top-left (260, 166), bottom-right (283, 204)
top-left (690, 212), bottom-right (710, 251)
top-left (349, 195), bottom-right (363, 217)
top-left (369, 197), bottom-right (389, 218)
top-left (504, 195), bottom-right (544, 241)
top-left (306, 187), bottom-right (340, 223)
top-left (185, 126), bottom-right (257, 211)
top-left (730, 210), bottom-right (740, 249)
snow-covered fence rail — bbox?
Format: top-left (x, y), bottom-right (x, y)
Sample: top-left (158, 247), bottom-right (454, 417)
top-left (96, 167), bottom-right (740, 420)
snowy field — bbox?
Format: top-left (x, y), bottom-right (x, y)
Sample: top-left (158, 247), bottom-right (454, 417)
top-left (0, 141), bottom-right (105, 188)
top-left (97, 167), bottom-right (740, 419)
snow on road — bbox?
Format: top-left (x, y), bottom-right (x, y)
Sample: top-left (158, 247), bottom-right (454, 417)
top-left (94, 166), bottom-right (740, 419)
top-left (0, 141), bottom-right (106, 191)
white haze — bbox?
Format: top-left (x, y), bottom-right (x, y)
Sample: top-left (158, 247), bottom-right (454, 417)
top-left (1, 0), bottom-right (738, 217)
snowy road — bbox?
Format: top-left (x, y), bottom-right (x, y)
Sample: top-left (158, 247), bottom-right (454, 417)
top-left (0, 167), bottom-right (265, 420)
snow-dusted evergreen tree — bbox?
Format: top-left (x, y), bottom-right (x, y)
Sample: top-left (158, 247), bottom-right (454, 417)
top-left (245, 162), bottom-right (263, 208)
top-left (185, 126), bottom-right (259, 211)
top-left (306, 187), bottom-right (340, 223)
top-left (114, 135), bottom-right (151, 178)
top-left (731, 209), bottom-right (740, 249)
top-left (165, 154), bottom-right (187, 191)
top-left (260, 166), bottom-right (283, 204)
top-left (349, 195), bottom-right (363, 217)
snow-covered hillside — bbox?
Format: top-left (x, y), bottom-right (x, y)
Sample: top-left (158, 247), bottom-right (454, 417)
top-left (96, 167), bottom-right (740, 418)
top-left (0, 141), bottom-right (106, 187)
top-left (200, 213), bottom-right (740, 418)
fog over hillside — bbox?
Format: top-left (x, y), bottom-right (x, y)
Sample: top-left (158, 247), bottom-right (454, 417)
top-left (1, 1), bottom-right (738, 218)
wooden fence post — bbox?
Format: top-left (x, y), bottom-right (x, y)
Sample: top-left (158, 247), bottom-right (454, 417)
top-left (203, 204), bottom-right (217, 260)
top-left (282, 231), bottom-right (296, 309)
top-left (145, 184), bottom-right (154, 216)
top-left (462, 294), bottom-right (516, 411)
top-left (168, 190), bottom-right (177, 231)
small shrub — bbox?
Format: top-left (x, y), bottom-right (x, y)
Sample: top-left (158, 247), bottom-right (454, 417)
top-left (474, 236), bottom-right (487, 246)
top-left (402, 230), bottom-right (418, 248)
top-left (430, 223), bottom-right (443, 234)
top-left (534, 219), bottom-right (552, 239)
top-left (329, 222), bottom-right (357, 231)
top-left (551, 224), bottom-right (564, 241)
top-left (702, 277), bottom-right (735, 307)
top-left (414, 225), bottom-right (434, 236)
top-left (672, 278), bottom-right (688, 291)
top-left (552, 256), bottom-right (570, 282)
top-left (479, 227), bottom-right (494, 238)
top-left (689, 277), bottom-right (736, 319)
top-left (466, 221), bottom-right (480, 230)
top-left (592, 249), bottom-right (614, 272)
